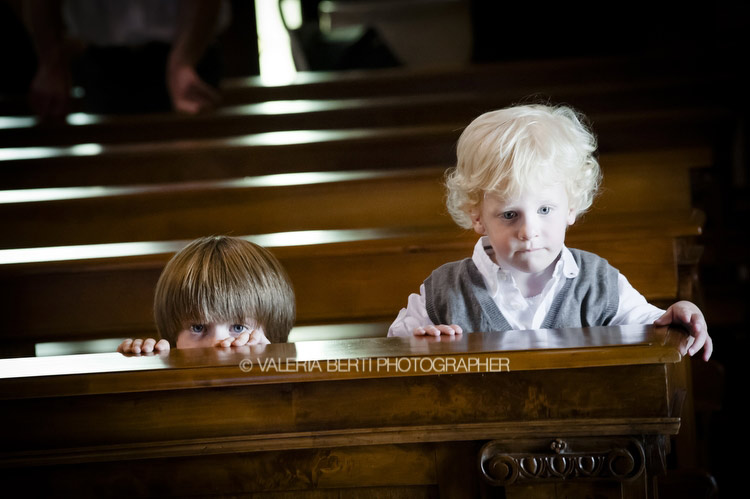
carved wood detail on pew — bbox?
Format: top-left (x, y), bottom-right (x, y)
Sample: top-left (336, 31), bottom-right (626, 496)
top-left (479, 437), bottom-right (653, 485)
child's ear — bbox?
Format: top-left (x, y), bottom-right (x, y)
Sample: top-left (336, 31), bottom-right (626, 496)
top-left (567, 208), bottom-right (577, 226)
top-left (470, 207), bottom-right (486, 235)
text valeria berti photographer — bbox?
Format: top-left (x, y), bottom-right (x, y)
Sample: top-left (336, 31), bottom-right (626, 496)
top-left (239, 356), bottom-right (511, 374)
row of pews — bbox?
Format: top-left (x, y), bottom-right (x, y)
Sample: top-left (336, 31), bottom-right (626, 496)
top-left (0, 53), bottom-right (733, 497)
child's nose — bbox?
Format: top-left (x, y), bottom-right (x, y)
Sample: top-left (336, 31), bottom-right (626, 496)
top-left (518, 217), bottom-right (539, 240)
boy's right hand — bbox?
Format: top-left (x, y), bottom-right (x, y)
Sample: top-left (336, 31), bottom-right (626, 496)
top-left (215, 328), bottom-right (270, 348)
top-left (117, 338), bottom-right (171, 354)
top-left (413, 324), bottom-right (463, 336)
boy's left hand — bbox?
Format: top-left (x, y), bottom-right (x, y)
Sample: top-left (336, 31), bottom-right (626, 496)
top-left (654, 300), bottom-right (713, 361)
top-left (117, 337), bottom-right (171, 355)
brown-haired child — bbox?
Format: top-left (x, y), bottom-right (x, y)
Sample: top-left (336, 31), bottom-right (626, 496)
top-left (118, 235), bottom-right (295, 353)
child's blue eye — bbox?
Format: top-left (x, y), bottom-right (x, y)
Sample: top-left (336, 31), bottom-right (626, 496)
top-left (501, 211), bottom-right (516, 220)
top-left (190, 324), bottom-right (205, 334)
top-left (538, 206), bottom-right (552, 215)
top-left (231, 324), bottom-right (247, 335)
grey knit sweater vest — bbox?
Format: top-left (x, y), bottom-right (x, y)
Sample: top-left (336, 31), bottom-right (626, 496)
top-left (424, 249), bottom-right (619, 332)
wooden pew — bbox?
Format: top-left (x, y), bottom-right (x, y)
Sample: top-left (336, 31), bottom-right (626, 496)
top-left (0, 325), bottom-right (692, 498)
top-left (0, 214), bottom-right (703, 357)
top-left (213, 52), bottom-right (733, 104)
top-left (0, 51), bottom-right (721, 115)
top-left (0, 107), bottom-right (732, 190)
top-left (0, 146), bottom-right (707, 356)
top-left (0, 77), bottom-right (726, 148)
top-left (0, 147), bottom-right (710, 249)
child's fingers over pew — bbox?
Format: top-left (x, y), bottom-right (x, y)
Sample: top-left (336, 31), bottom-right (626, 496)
top-left (654, 300), bottom-right (713, 361)
top-left (414, 324), bottom-right (463, 337)
top-left (216, 328), bottom-right (270, 348)
top-left (117, 338), bottom-right (171, 355)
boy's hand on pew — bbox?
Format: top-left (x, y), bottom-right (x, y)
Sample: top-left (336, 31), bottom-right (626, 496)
top-left (654, 300), bottom-right (713, 361)
top-left (215, 328), bottom-right (270, 348)
top-left (413, 324), bottom-right (463, 337)
top-left (117, 328), bottom-right (269, 354)
top-left (117, 338), bottom-right (171, 355)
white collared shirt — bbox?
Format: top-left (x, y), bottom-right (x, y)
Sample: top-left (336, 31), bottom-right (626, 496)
top-left (387, 237), bottom-right (665, 337)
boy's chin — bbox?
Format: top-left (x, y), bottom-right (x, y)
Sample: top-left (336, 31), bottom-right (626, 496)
top-left (508, 254), bottom-right (557, 275)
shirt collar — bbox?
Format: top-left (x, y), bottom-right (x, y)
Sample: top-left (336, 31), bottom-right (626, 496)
top-left (472, 236), bottom-right (498, 281)
top-left (559, 246), bottom-right (579, 278)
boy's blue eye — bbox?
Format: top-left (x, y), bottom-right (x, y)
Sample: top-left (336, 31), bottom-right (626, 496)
top-left (190, 324), bottom-right (205, 334)
top-left (501, 211), bottom-right (516, 220)
top-left (539, 206), bottom-right (552, 215)
top-left (231, 324), bottom-right (247, 335)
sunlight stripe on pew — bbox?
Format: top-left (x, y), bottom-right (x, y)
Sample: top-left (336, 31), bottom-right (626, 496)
top-left (0, 126), bottom-right (424, 162)
top-left (0, 352), bottom-right (170, 378)
top-left (0, 227), bottom-right (418, 265)
top-left (35, 338), bottom-right (127, 357)
top-left (0, 116), bottom-right (37, 128)
top-left (0, 143), bottom-right (103, 161)
top-left (0, 240), bottom-right (190, 264)
top-left (0, 100), bottom-right (371, 132)
top-left (0, 169), bottom-right (399, 204)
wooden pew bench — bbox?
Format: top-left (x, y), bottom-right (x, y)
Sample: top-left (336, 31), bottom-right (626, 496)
top-left (217, 51), bottom-right (728, 103)
top-left (0, 215), bottom-right (703, 357)
top-left (0, 108), bottom-right (731, 190)
top-left (0, 325), bottom-right (693, 498)
top-left (0, 147), bottom-right (711, 249)
top-left (0, 77), bottom-right (726, 148)
top-left (0, 51), bottom-right (722, 116)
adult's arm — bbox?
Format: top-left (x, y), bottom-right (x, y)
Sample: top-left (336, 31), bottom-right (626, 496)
top-left (167, 0), bottom-right (223, 114)
top-left (25, 0), bottom-right (71, 121)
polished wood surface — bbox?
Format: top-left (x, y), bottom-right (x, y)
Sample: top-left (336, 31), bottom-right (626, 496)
top-left (0, 324), bottom-right (689, 396)
top-left (0, 325), bottom-right (690, 498)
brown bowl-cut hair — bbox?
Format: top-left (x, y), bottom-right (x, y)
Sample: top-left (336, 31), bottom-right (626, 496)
top-left (154, 236), bottom-right (295, 344)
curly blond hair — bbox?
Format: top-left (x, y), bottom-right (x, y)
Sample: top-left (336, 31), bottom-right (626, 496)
top-left (446, 104), bottom-right (601, 228)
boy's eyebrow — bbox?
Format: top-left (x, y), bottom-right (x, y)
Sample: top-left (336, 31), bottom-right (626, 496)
top-left (496, 197), bottom-right (559, 205)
